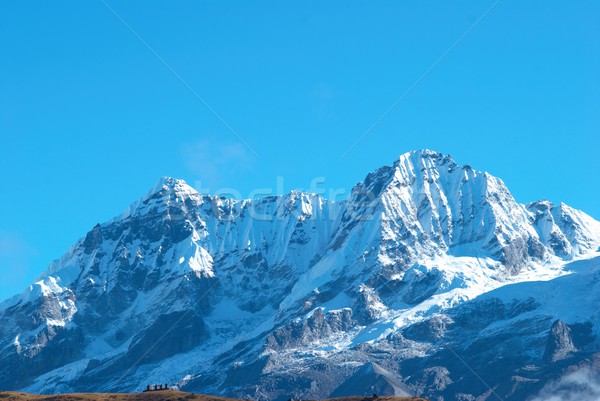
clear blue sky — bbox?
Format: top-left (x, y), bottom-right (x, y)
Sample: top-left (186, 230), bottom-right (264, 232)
top-left (1, 1), bottom-right (599, 301)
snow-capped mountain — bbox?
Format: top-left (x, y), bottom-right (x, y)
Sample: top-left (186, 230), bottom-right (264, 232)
top-left (1, 149), bottom-right (600, 401)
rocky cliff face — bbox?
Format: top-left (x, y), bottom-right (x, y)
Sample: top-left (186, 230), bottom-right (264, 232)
top-left (1, 150), bottom-right (600, 401)
top-left (544, 320), bottom-right (578, 363)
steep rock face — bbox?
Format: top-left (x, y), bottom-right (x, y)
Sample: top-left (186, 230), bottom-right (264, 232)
top-left (1, 150), bottom-right (600, 400)
top-left (527, 200), bottom-right (600, 258)
top-left (267, 307), bottom-right (355, 350)
top-left (331, 362), bottom-right (411, 397)
top-left (340, 152), bottom-right (536, 267)
top-left (543, 320), bottom-right (577, 363)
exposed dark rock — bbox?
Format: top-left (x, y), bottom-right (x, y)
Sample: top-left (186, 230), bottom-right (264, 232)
top-left (544, 320), bottom-right (578, 363)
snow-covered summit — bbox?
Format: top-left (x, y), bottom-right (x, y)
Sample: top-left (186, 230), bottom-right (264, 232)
top-left (337, 150), bottom-right (597, 275)
top-left (149, 176), bottom-right (197, 195)
top-left (118, 176), bottom-right (202, 220)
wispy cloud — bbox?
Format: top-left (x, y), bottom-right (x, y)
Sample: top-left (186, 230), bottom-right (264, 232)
top-left (310, 83), bottom-right (336, 117)
top-left (100, 0), bottom-right (259, 159)
top-left (528, 367), bottom-right (600, 401)
top-left (182, 138), bottom-right (255, 192)
top-left (0, 232), bottom-right (37, 298)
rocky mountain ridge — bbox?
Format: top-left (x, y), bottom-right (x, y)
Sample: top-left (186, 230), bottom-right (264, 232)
top-left (1, 149), bottom-right (599, 401)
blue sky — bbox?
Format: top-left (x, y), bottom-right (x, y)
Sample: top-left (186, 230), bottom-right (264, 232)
top-left (1, 1), bottom-right (599, 301)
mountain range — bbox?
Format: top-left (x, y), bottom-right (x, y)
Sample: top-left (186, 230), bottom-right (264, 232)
top-left (1, 149), bottom-right (600, 401)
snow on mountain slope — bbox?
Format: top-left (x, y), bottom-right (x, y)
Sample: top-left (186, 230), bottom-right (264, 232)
top-left (1, 149), bottom-right (599, 401)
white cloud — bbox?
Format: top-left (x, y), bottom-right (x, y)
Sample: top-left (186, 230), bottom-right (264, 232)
top-left (310, 83), bottom-right (336, 116)
top-left (182, 138), bottom-right (255, 192)
top-left (528, 367), bottom-right (600, 401)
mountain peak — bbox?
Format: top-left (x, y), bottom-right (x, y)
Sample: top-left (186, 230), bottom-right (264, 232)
top-left (394, 149), bottom-right (457, 170)
top-left (140, 176), bottom-right (200, 205)
top-left (398, 148), bottom-right (447, 160)
top-left (356, 150), bottom-right (460, 200)
top-left (117, 177), bottom-right (200, 220)
top-left (148, 176), bottom-right (198, 197)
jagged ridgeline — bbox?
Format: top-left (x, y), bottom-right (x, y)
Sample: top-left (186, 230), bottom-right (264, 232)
top-left (1, 150), bottom-right (600, 401)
